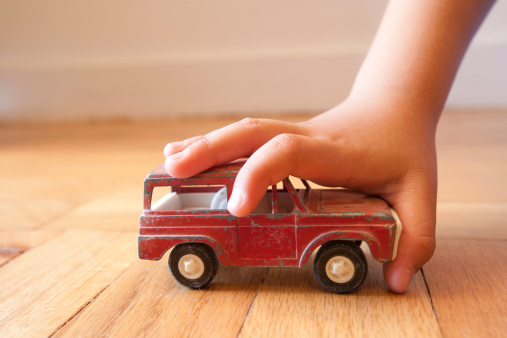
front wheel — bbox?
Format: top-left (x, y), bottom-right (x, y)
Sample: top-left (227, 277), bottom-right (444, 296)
top-left (169, 243), bottom-right (218, 289)
top-left (314, 241), bottom-right (367, 294)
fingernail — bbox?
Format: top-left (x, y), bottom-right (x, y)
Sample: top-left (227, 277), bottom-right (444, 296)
top-left (164, 141), bottom-right (184, 157)
top-left (168, 150), bottom-right (185, 161)
top-left (227, 189), bottom-right (244, 213)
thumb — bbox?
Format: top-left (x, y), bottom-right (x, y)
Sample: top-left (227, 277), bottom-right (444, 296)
top-left (382, 177), bottom-right (437, 293)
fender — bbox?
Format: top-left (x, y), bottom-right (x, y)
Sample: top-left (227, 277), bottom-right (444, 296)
top-left (138, 235), bottom-right (229, 266)
top-left (298, 231), bottom-right (384, 267)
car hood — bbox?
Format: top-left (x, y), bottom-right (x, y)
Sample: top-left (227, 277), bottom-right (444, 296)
top-left (307, 189), bottom-right (392, 216)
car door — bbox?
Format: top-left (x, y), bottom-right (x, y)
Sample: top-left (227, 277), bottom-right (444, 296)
top-left (236, 185), bottom-right (297, 259)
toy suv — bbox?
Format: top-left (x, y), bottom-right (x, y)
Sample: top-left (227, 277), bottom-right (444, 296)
top-left (138, 160), bottom-right (402, 293)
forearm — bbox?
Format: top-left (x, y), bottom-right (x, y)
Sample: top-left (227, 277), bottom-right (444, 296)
top-left (351, 0), bottom-right (495, 123)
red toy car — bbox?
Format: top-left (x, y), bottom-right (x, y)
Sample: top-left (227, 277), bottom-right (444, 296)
top-left (138, 160), bottom-right (402, 293)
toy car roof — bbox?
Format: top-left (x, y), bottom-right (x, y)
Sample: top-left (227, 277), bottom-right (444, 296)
top-left (146, 159), bottom-right (247, 180)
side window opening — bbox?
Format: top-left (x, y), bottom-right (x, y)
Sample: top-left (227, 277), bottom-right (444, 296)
top-left (151, 185), bottom-right (229, 211)
top-left (276, 191), bottom-right (296, 213)
top-left (250, 184), bottom-right (295, 214)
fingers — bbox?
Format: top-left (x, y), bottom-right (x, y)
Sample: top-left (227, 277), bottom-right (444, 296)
top-left (164, 118), bottom-right (305, 178)
top-left (382, 176), bottom-right (437, 293)
top-left (163, 116), bottom-right (438, 294)
top-left (226, 134), bottom-right (303, 216)
top-left (227, 134), bottom-right (350, 216)
top-left (164, 136), bottom-right (205, 158)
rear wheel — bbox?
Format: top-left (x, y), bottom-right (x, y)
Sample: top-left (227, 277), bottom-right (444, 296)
top-left (169, 243), bottom-right (218, 289)
top-left (314, 241), bottom-right (367, 293)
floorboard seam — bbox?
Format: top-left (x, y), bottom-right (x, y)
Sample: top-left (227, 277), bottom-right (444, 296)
top-left (48, 260), bottom-right (139, 337)
top-left (48, 284), bottom-right (111, 337)
top-left (47, 260), bottom-right (136, 337)
top-left (421, 267), bottom-right (445, 337)
top-left (0, 249), bottom-right (24, 268)
top-left (236, 268), bottom-right (268, 337)
top-left (236, 292), bottom-right (258, 337)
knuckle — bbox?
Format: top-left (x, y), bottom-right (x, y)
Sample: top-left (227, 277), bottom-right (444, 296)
top-left (417, 234), bottom-right (436, 259)
top-left (272, 133), bottom-right (301, 152)
top-left (197, 135), bottom-right (212, 147)
top-left (404, 230), bottom-right (436, 266)
top-left (236, 117), bottom-right (264, 130)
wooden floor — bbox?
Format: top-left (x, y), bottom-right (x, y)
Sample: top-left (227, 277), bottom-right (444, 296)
top-left (1, 110), bottom-right (506, 337)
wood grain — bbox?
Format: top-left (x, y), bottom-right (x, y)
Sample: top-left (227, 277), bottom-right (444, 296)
top-left (55, 260), bottom-right (267, 337)
top-left (0, 110), bottom-right (506, 337)
top-left (0, 229), bottom-right (61, 266)
top-left (239, 249), bottom-right (441, 338)
top-left (424, 239), bottom-right (507, 338)
top-left (437, 110), bottom-right (507, 205)
top-left (0, 230), bottom-right (137, 337)
top-left (0, 118), bottom-right (246, 230)
top-left (436, 202), bottom-right (507, 240)
top-left (45, 186), bottom-right (141, 232)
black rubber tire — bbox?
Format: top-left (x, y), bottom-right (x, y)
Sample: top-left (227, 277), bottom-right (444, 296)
top-left (314, 241), bottom-right (368, 294)
top-left (169, 243), bottom-right (218, 289)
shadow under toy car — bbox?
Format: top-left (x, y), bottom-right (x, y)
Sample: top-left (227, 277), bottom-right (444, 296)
top-left (138, 160), bottom-right (402, 294)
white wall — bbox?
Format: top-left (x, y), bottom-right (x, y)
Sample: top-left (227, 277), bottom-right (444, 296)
top-left (447, 1), bottom-right (507, 107)
top-left (0, 0), bottom-right (506, 122)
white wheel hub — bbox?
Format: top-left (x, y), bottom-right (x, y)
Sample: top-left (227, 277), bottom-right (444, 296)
top-left (326, 256), bottom-right (355, 283)
top-left (178, 254), bottom-right (205, 279)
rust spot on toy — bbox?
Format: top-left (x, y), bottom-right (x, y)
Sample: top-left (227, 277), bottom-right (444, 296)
top-left (264, 214), bottom-right (287, 220)
top-left (372, 212), bottom-right (395, 221)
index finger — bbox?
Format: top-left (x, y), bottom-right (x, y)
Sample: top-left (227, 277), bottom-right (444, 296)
top-left (164, 118), bottom-right (306, 178)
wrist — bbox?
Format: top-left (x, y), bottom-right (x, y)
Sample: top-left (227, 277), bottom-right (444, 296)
top-left (345, 85), bottom-right (442, 132)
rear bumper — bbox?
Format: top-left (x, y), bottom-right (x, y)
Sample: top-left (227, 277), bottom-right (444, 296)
top-left (389, 208), bottom-right (403, 260)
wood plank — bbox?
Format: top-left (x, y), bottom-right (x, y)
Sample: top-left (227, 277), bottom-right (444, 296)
top-left (45, 187), bottom-right (141, 232)
top-left (0, 115), bottom-right (309, 153)
top-left (437, 110), bottom-right (507, 205)
top-left (0, 229), bottom-right (61, 266)
top-left (436, 109), bottom-right (507, 147)
top-left (54, 260), bottom-right (266, 337)
top-left (0, 230), bottom-right (137, 337)
top-left (0, 150), bottom-right (156, 230)
top-left (435, 113), bottom-right (507, 242)
top-left (423, 239), bottom-right (507, 338)
top-left (0, 111), bottom-right (505, 337)
top-left (436, 202), bottom-right (507, 239)
top-left (239, 248), bottom-right (441, 337)
top-left (0, 173), bottom-right (86, 230)
top-left (0, 121), bottom-right (169, 230)
top-left (438, 146), bottom-right (507, 203)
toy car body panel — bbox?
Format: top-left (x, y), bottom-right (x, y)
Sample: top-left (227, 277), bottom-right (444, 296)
top-left (138, 160), bottom-right (402, 293)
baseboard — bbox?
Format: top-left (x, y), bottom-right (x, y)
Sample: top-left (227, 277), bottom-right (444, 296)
top-left (0, 43), bottom-right (505, 123)
top-left (447, 43), bottom-right (507, 108)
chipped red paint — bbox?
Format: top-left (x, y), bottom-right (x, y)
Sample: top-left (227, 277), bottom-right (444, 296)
top-left (138, 161), bottom-right (400, 268)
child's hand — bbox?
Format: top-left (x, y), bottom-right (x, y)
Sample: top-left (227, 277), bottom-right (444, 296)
top-left (164, 0), bottom-right (495, 293)
top-left (164, 92), bottom-right (438, 293)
